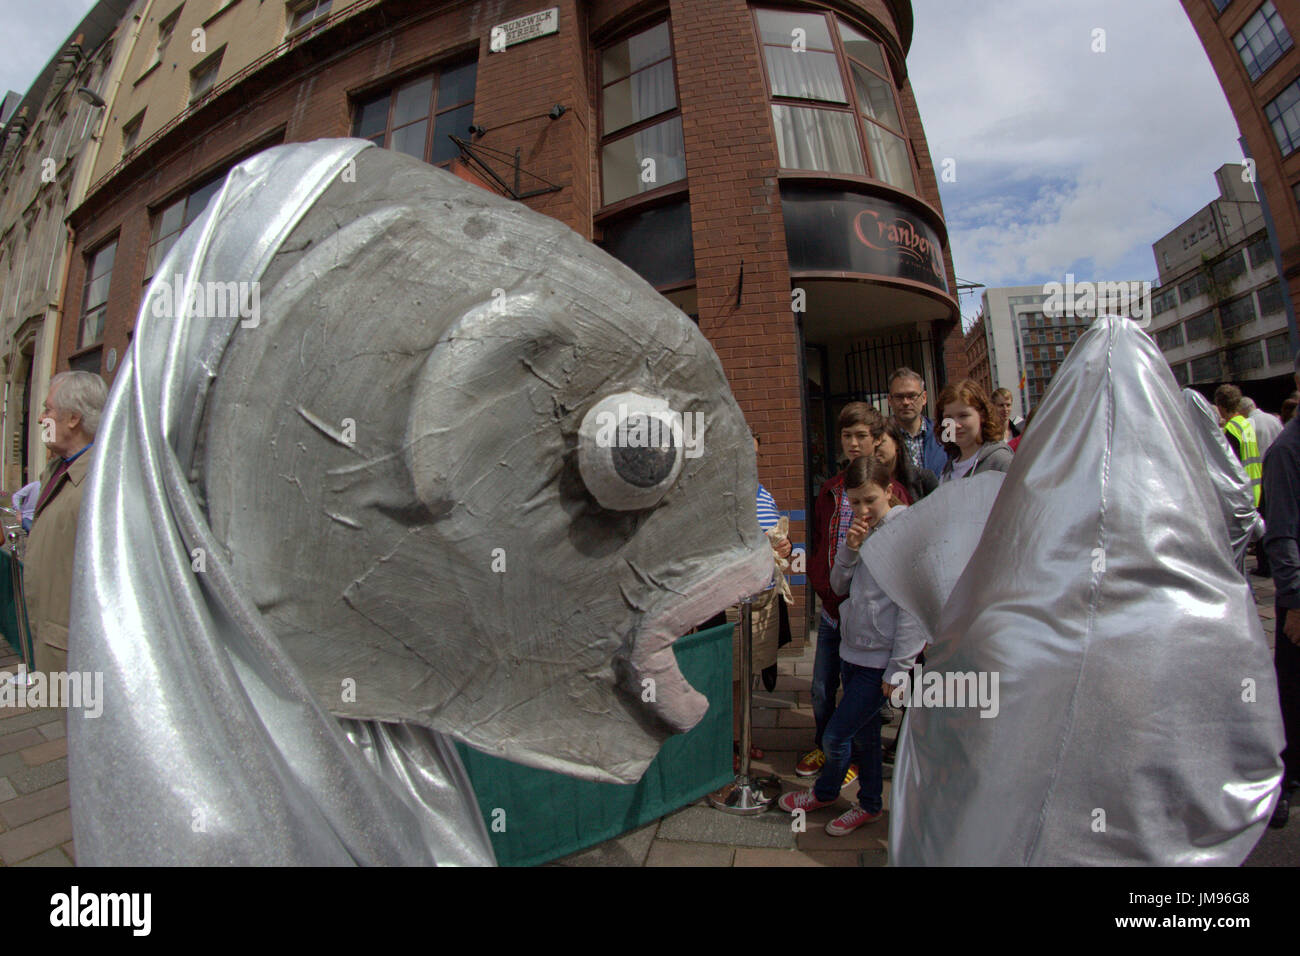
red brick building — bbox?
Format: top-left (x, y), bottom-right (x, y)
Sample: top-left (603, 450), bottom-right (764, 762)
top-left (60, 0), bottom-right (960, 633)
top-left (964, 311), bottom-right (992, 400)
top-left (1183, 0), bottom-right (1300, 357)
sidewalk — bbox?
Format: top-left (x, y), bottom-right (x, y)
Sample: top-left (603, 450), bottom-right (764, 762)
top-left (0, 574), bottom-right (1293, 866)
top-left (557, 572), bottom-right (1298, 867)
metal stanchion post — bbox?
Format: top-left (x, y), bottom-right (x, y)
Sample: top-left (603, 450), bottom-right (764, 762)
top-left (708, 595), bottom-right (781, 814)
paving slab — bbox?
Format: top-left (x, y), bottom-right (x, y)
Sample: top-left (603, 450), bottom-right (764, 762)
top-left (13, 847), bottom-right (73, 867)
top-left (777, 708), bottom-right (814, 729)
top-left (20, 737), bottom-right (67, 767)
top-left (656, 803), bottom-right (797, 849)
top-left (0, 782), bottom-right (71, 829)
top-left (733, 847), bottom-right (836, 866)
top-left (0, 777), bottom-right (15, 802)
top-left (4, 757), bottom-right (67, 795)
top-left (0, 710), bottom-right (61, 735)
top-left (751, 690), bottom-right (795, 709)
top-left (37, 721), bottom-right (65, 741)
top-left (552, 822), bottom-right (658, 867)
top-left (0, 808), bottom-right (73, 864)
top-left (0, 728), bottom-right (43, 757)
top-left (645, 841), bottom-right (734, 867)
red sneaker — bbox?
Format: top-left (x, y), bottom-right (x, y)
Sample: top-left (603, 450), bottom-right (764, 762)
top-left (778, 789), bottom-right (837, 813)
top-left (825, 806), bottom-right (882, 836)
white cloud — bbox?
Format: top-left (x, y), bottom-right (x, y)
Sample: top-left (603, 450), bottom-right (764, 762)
top-left (909, 0), bottom-right (1246, 308)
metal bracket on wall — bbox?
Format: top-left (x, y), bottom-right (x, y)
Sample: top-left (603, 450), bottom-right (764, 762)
top-left (450, 136), bottom-right (563, 201)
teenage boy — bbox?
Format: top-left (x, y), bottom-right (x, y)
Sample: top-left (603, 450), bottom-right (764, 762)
top-left (800, 402), bottom-right (882, 780)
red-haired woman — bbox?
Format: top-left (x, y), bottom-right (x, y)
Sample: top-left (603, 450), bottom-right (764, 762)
top-left (935, 380), bottom-right (1014, 483)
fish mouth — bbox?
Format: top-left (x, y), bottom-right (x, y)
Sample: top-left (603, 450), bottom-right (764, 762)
top-left (621, 545), bottom-right (776, 734)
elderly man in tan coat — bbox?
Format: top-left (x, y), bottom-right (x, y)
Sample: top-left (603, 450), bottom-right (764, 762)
top-left (26, 370), bottom-right (108, 675)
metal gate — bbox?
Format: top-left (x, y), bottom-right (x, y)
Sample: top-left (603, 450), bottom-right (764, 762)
top-left (843, 330), bottom-right (937, 409)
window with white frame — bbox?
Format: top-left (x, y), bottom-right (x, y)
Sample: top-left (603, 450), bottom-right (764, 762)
top-left (288, 0), bottom-right (332, 36)
top-left (147, 8), bottom-right (181, 72)
top-left (598, 20), bottom-right (685, 207)
top-left (80, 238), bottom-right (117, 349)
top-left (190, 47), bottom-right (225, 102)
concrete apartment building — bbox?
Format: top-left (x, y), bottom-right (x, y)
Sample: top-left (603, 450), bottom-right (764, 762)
top-left (974, 282), bottom-right (1146, 421)
top-left (0, 0), bottom-right (141, 492)
top-left (1182, 0), bottom-right (1300, 380)
top-left (1148, 163), bottom-right (1292, 406)
top-left (26, 0), bottom-right (963, 633)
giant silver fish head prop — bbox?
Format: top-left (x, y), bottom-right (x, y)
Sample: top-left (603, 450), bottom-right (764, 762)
top-left (195, 144), bottom-right (773, 782)
top-left (67, 140), bottom-right (771, 864)
top-left (889, 315), bottom-right (1285, 866)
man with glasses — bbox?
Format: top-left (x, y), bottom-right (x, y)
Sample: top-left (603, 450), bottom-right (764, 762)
top-left (887, 368), bottom-right (948, 476)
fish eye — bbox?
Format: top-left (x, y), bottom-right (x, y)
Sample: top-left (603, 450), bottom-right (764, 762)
top-left (578, 392), bottom-right (685, 511)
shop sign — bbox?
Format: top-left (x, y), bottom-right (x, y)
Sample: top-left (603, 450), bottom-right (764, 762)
top-left (781, 185), bottom-right (949, 293)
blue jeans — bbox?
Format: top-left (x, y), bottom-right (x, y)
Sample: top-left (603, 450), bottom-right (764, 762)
top-left (811, 615), bottom-right (841, 751)
top-left (813, 661), bottom-right (885, 813)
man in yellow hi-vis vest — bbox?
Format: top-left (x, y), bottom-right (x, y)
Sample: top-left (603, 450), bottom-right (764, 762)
top-left (1215, 384), bottom-right (1262, 507)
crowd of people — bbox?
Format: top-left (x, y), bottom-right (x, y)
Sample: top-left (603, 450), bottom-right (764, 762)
top-left (10, 358), bottom-right (1299, 848)
top-left (754, 366), bottom-right (1297, 839)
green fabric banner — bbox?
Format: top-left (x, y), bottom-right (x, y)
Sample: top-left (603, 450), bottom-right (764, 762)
top-left (455, 622), bottom-right (735, 866)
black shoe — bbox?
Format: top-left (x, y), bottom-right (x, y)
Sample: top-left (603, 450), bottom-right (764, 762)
top-left (1269, 793), bottom-right (1289, 829)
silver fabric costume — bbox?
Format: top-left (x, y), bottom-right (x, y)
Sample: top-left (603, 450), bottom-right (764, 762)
top-left (67, 140), bottom-right (772, 865)
top-left (1182, 387), bottom-right (1262, 575)
top-left (885, 316), bottom-right (1285, 865)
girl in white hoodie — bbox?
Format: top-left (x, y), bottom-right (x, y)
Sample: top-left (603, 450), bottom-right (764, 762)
top-left (778, 456), bottom-right (927, 835)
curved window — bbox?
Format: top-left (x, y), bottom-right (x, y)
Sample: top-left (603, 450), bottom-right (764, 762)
top-left (599, 21), bottom-right (686, 207)
top-left (755, 8), bottom-right (916, 193)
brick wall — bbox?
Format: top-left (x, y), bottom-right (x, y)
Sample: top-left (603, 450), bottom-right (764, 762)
top-left (669, 0), bottom-right (808, 629)
top-left (1181, 0), bottom-right (1300, 357)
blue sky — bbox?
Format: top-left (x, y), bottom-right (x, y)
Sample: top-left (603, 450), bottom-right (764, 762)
top-left (2, 0), bottom-right (1248, 329)
top-left (908, 0), bottom-right (1246, 324)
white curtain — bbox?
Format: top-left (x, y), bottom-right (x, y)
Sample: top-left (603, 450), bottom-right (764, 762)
top-left (772, 106), bottom-right (862, 175)
top-left (764, 48), bottom-right (845, 102)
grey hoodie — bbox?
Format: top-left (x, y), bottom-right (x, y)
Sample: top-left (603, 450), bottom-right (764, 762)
top-left (939, 440), bottom-right (1013, 483)
top-left (829, 505), bottom-right (928, 683)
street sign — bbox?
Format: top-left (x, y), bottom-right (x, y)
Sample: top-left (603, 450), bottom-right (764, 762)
top-left (489, 8), bottom-right (559, 53)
